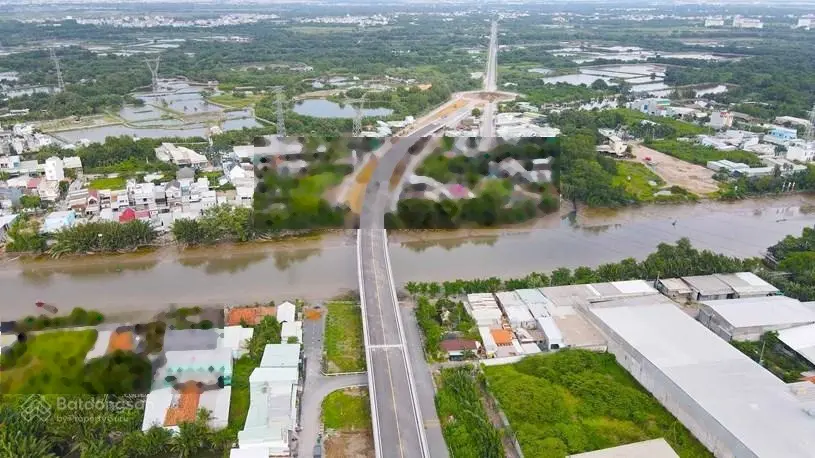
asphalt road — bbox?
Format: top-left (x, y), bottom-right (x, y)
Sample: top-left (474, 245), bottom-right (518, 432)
top-left (480, 20), bottom-right (498, 141)
top-left (358, 124), bottom-right (441, 458)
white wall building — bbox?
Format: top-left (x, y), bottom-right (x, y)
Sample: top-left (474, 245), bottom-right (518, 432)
top-left (44, 156), bottom-right (65, 181)
top-left (709, 111), bottom-right (734, 130)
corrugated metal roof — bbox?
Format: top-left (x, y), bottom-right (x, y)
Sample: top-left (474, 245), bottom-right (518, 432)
top-left (682, 275), bottom-right (734, 296)
top-left (569, 438), bottom-right (679, 458)
top-left (658, 278), bottom-right (693, 293)
top-left (776, 324), bottom-right (815, 366)
top-left (716, 272), bottom-right (779, 296)
top-left (702, 296), bottom-right (815, 329)
top-left (259, 343), bottom-right (300, 368)
top-left (590, 298), bottom-right (815, 458)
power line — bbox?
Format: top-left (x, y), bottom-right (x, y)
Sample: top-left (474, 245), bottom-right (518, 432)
top-left (49, 48), bottom-right (64, 91)
top-left (275, 87), bottom-right (286, 137)
top-left (145, 56), bottom-right (160, 93)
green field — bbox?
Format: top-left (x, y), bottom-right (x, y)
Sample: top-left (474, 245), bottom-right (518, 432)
top-left (208, 93), bottom-right (264, 108)
top-left (612, 162), bottom-right (665, 202)
top-left (484, 351), bottom-right (712, 458)
top-left (647, 139), bottom-right (762, 167)
top-left (321, 387), bottom-right (371, 430)
top-left (228, 356), bottom-right (256, 430)
top-left (89, 176), bottom-right (127, 190)
top-left (324, 302), bottom-right (366, 373)
top-left (0, 330), bottom-right (97, 394)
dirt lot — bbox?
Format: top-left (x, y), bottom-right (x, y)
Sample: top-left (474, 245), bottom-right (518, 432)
top-left (630, 144), bottom-right (720, 195)
top-left (324, 431), bottom-right (374, 458)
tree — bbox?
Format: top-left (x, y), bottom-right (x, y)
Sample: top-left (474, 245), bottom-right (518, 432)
top-left (590, 79), bottom-right (608, 91)
top-left (170, 416), bottom-right (211, 458)
top-left (19, 195), bottom-right (41, 209)
top-left (82, 351), bottom-right (153, 394)
top-left (471, 107), bottom-right (482, 117)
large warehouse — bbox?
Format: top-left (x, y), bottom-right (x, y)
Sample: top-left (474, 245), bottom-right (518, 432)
top-left (698, 296), bottom-right (815, 341)
top-left (588, 296), bottom-right (815, 458)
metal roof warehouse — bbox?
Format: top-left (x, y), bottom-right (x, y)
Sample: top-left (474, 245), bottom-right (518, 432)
top-left (588, 296), bottom-right (815, 458)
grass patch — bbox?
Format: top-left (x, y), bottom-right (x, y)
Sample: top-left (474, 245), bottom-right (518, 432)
top-left (612, 162), bottom-right (664, 201)
top-left (646, 140), bottom-right (762, 167)
top-left (208, 93), bottom-right (264, 108)
top-left (613, 108), bottom-right (710, 137)
top-left (484, 350), bottom-right (712, 458)
top-left (436, 367), bottom-right (504, 457)
top-left (0, 330), bottom-right (97, 394)
top-left (324, 302), bottom-right (366, 373)
top-left (228, 356), bottom-right (256, 430)
top-left (89, 176), bottom-right (127, 190)
top-left (322, 387), bottom-right (371, 430)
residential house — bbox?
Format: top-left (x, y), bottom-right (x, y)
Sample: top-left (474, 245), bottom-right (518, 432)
top-left (226, 306), bottom-right (276, 327)
top-left (164, 181), bottom-right (183, 208)
top-left (218, 326), bottom-right (255, 359)
top-left (85, 190), bottom-right (100, 215)
top-left (769, 126), bottom-right (798, 142)
top-left (163, 329), bottom-right (221, 352)
top-left (44, 156), bottom-right (64, 182)
top-left (62, 156), bottom-right (83, 172)
top-left (37, 180), bottom-right (60, 202)
top-left (176, 167), bottom-right (195, 181)
top-left (111, 191), bottom-right (129, 211)
top-left (236, 364), bottom-right (298, 455)
top-left (439, 339), bottom-right (480, 360)
top-left (128, 182), bottom-right (157, 210)
top-left (277, 302), bottom-right (296, 324)
top-left (67, 188), bottom-right (89, 212)
top-left (281, 321), bottom-right (303, 344)
top-left (708, 111), bottom-right (734, 130)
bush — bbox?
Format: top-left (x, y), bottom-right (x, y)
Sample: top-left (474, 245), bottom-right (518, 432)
top-left (200, 320), bottom-right (214, 330)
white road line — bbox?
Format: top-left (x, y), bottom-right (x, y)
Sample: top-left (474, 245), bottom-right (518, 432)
top-left (369, 344), bottom-right (405, 349)
top-left (371, 235), bottom-right (405, 458)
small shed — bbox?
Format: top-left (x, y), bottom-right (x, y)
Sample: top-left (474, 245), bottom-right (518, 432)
top-left (439, 339), bottom-right (479, 360)
top-left (656, 278), bottom-right (694, 300)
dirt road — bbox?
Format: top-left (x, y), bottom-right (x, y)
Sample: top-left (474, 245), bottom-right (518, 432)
top-left (630, 144), bottom-right (720, 195)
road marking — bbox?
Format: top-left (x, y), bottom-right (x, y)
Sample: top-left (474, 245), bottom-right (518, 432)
top-left (370, 236), bottom-right (405, 458)
top-left (369, 344), bottom-right (404, 349)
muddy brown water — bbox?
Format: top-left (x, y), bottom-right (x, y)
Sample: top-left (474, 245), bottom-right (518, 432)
top-left (1, 196), bottom-right (813, 320)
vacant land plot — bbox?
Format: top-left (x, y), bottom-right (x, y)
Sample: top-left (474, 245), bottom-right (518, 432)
top-left (484, 350), bottom-right (711, 458)
top-left (630, 144), bottom-right (719, 195)
top-left (0, 330), bottom-right (97, 394)
top-left (647, 139), bottom-right (762, 166)
top-left (228, 356), bottom-right (256, 429)
top-left (208, 93), bottom-right (264, 108)
top-left (89, 176), bottom-right (128, 190)
top-left (323, 387), bottom-right (374, 458)
top-left (611, 162), bottom-right (665, 202)
top-left (324, 302), bottom-right (366, 373)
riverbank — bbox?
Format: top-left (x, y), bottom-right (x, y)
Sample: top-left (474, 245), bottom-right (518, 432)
top-left (1, 195), bottom-right (812, 321)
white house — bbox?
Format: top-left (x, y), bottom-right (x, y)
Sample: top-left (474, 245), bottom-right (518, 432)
top-left (44, 156), bottom-right (65, 181)
top-left (276, 301), bottom-right (296, 324)
top-left (709, 111), bottom-right (734, 130)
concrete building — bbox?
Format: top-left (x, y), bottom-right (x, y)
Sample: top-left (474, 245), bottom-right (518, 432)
top-left (495, 291), bottom-right (537, 329)
top-left (733, 15), bottom-right (764, 29)
top-left (655, 278), bottom-right (694, 301)
top-left (569, 438), bottom-right (679, 458)
top-left (709, 111), bottom-right (734, 130)
top-left (41, 210), bottom-right (76, 233)
top-left (155, 143), bottom-right (208, 168)
top-left (478, 326), bottom-right (498, 357)
top-left (698, 296), bottom-right (815, 341)
top-left (704, 18), bottom-right (725, 28)
top-left (629, 98), bottom-right (670, 117)
top-left (236, 343), bottom-right (299, 456)
top-left (44, 156), bottom-right (65, 182)
top-left (770, 126), bottom-right (798, 142)
top-left (588, 296), bottom-right (815, 458)
top-left (777, 324), bottom-right (815, 366)
top-left (465, 293), bottom-right (504, 328)
top-left (219, 326), bottom-right (255, 359)
top-left (259, 343), bottom-right (300, 368)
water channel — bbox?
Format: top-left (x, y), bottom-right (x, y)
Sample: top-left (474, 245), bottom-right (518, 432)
top-left (1, 196), bottom-right (813, 319)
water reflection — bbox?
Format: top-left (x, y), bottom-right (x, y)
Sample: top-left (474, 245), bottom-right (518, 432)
top-left (18, 256), bottom-right (160, 283)
top-left (178, 251), bottom-right (270, 275)
top-left (400, 234), bottom-right (499, 253)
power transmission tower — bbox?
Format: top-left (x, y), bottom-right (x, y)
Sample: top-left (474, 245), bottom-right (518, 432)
top-left (49, 48), bottom-right (64, 91)
top-left (275, 87), bottom-right (286, 137)
top-left (806, 103), bottom-right (815, 141)
top-left (145, 56), bottom-right (160, 92)
top-left (345, 96), bottom-right (367, 137)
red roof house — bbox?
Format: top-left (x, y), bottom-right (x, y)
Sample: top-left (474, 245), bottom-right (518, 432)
top-left (119, 207), bottom-right (136, 223)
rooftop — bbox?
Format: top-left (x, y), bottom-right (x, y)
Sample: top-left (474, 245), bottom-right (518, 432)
top-left (490, 329), bottom-right (513, 346)
top-left (701, 296), bottom-right (815, 329)
top-left (440, 339), bottom-right (479, 352)
top-left (590, 298), bottom-right (815, 458)
top-left (569, 438), bottom-right (679, 458)
top-left (226, 306), bottom-right (276, 326)
top-left (715, 272), bottom-right (779, 296)
top-left (682, 275), bottom-right (734, 296)
top-left (259, 343), bottom-right (301, 368)
top-left (776, 324), bottom-right (815, 366)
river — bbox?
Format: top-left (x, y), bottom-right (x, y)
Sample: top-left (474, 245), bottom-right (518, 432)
top-left (1, 196), bottom-right (813, 320)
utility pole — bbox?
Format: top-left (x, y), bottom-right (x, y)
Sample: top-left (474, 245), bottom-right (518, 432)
top-left (49, 48), bottom-right (64, 91)
top-left (275, 87), bottom-right (286, 137)
top-left (145, 56), bottom-right (160, 93)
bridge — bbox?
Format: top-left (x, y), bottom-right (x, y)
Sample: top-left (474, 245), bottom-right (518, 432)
top-left (355, 20), bottom-right (501, 458)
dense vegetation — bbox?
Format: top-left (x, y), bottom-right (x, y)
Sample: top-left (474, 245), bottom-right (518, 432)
top-left (732, 331), bottom-right (814, 383)
top-left (172, 205), bottom-right (255, 246)
top-left (50, 220), bottom-right (157, 255)
top-left (764, 226), bottom-right (815, 301)
top-left (253, 169), bottom-right (347, 232)
top-left (415, 296), bottom-right (478, 361)
top-left (435, 367), bottom-right (504, 458)
top-left (405, 238), bottom-right (758, 297)
top-left (719, 165), bottom-right (815, 200)
top-left (484, 351), bottom-right (711, 457)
